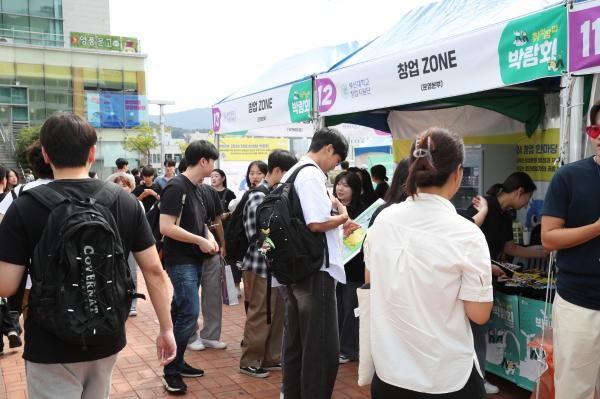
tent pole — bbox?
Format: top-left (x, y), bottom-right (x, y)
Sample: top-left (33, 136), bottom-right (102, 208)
top-left (568, 76), bottom-right (584, 163)
top-left (312, 74), bottom-right (324, 132)
top-left (214, 131), bottom-right (221, 169)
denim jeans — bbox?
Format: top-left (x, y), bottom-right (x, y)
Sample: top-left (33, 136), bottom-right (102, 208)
top-left (281, 271), bottom-right (339, 399)
top-left (164, 264), bottom-right (202, 376)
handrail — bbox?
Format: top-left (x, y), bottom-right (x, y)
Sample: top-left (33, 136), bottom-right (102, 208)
top-left (0, 26), bottom-right (65, 47)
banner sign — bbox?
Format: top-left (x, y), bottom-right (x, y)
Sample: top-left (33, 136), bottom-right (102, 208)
top-left (71, 32), bottom-right (138, 53)
top-left (317, 6), bottom-right (566, 116)
top-left (498, 6), bottom-right (566, 85)
top-left (218, 137), bottom-right (289, 162)
top-left (569, 0), bottom-right (600, 73)
top-left (485, 293), bottom-right (521, 383)
top-left (342, 199), bottom-right (384, 265)
top-left (213, 79), bottom-right (312, 133)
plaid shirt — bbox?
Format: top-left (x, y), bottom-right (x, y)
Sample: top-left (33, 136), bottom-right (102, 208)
top-left (241, 181), bottom-right (269, 278)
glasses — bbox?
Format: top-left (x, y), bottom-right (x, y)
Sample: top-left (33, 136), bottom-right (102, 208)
top-left (586, 125), bottom-right (600, 139)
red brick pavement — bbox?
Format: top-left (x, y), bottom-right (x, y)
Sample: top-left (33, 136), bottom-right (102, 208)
top-left (1, 279), bottom-right (532, 399)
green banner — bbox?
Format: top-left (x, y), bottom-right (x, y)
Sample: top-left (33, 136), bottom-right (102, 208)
top-left (498, 6), bottom-right (567, 85)
top-left (516, 297), bottom-right (552, 391)
top-left (287, 80), bottom-right (312, 123)
top-left (71, 32), bottom-right (139, 53)
top-left (485, 292), bottom-right (521, 383)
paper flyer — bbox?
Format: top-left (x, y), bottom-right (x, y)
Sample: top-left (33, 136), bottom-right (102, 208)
top-left (342, 198), bottom-right (385, 264)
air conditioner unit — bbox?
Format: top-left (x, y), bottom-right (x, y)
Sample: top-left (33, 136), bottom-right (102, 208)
top-left (0, 37), bottom-right (14, 44)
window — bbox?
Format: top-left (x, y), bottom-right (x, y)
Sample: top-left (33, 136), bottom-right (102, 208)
top-left (0, 86), bottom-right (9, 103)
top-left (2, 1), bottom-right (28, 14)
top-left (12, 105), bottom-right (28, 121)
top-left (123, 70), bottom-right (137, 92)
top-left (2, 14), bottom-right (30, 44)
top-left (11, 86), bottom-right (26, 104)
top-left (29, 0), bottom-right (56, 17)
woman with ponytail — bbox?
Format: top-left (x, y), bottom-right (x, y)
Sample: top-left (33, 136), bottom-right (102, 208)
top-left (364, 128), bottom-right (491, 398)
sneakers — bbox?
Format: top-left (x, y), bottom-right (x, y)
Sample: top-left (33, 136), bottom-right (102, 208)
top-left (180, 362), bottom-right (204, 378)
top-left (7, 332), bottom-right (22, 348)
top-left (484, 380), bottom-right (500, 394)
top-left (264, 363), bottom-right (282, 371)
top-left (240, 366), bottom-right (270, 378)
top-left (201, 338), bottom-right (227, 349)
top-left (162, 374), bottom-right (187, 394)
top-left (187, 338), bottom-right (206, 351)
top-left (338, 354), bottom-right (351, 364)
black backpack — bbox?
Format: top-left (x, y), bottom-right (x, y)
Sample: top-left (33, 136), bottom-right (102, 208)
top-left (224, 185), bottom-right (270, 266)
top-left (256, 164), bottom-right (328, 286)
top-left (24, 182), bottom-right (144, 349)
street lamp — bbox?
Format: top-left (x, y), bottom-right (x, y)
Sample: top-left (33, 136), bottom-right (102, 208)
top-left (149, 99), bottom-right (175, 171)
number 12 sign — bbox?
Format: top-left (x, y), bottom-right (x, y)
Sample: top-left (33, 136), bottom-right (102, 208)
top-left (570, 2), bottom-right (600, 73)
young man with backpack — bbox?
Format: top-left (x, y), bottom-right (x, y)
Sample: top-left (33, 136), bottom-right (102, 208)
top-left (0, 113), bottom-right (176, 398)
top-left (159, 140), bottom-right (220, 394)
top-left (266, 128), bottom-right (352, 398)
top-left (239, 149), bottom-right (297, 378)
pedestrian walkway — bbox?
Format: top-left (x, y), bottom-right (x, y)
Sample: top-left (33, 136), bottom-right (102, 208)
top-left (1, 278), bottom-right (531, 398)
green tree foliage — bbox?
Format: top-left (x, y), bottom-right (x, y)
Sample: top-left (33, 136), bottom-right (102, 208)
top-left (16, 124), bottom-right (42, 166)
top-left (123, 124), bottom-right (158, 165)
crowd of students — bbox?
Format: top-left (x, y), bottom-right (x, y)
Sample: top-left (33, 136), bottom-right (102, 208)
top-left (0, 110), bottom-right (598, 399)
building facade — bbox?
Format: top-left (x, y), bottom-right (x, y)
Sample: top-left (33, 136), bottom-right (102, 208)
top-left (0, 0), bottom-right (148, 178)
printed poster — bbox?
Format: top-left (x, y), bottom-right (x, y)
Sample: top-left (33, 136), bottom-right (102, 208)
top-left (342, 198), bottom-right (384, 265)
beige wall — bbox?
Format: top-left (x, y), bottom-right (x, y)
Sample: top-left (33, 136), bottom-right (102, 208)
top-left (62, 0), bottom-right (111, 47)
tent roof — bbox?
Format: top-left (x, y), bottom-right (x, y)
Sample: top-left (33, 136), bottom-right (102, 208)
top-left (217, 42), bottom-right (359, 104)
top-left (330, 0), bottom-right (563, 72)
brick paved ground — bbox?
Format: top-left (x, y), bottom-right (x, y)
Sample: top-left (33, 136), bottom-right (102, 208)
top-left (1, 277), bottom-right (532, 399)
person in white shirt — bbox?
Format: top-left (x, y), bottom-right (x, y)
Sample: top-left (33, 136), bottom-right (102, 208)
top-left (279, 127), bottom-right (356, 399)
top-left (364, 128), bottom-right (493, 398)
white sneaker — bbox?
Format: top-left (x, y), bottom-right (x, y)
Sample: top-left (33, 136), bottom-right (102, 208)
top-left (187, 338), bottom-right (206, 351)
top-left (201, 339), bottom-right (227, 349)
top-left (484, 380), bottom-right (499, 394)
top-left (187, 332), bottom-right (198, 344)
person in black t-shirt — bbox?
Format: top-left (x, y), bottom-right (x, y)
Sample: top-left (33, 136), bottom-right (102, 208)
top-left (159, 140), bottom-right (219, 394)
top-left (210, 168), bottom-right (236, 223)
top-left (541, 102), bottom-right (600, 398)
top-left (0, 113), bottom-right (175, 398)
top-left (464, 171), bottom-right (546, 394)
top-left (132, 165), bottom-right (161, 212)
top-left (333, 171), bottom-right (366, 364)
top-left (370, 164), bottom-right (389, 200)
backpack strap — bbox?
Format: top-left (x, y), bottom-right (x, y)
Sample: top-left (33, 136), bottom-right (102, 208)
top-left (92, 181), bottom-right (122, 209)
top-left (21, 184), bottom-right (67, 210)
top-left (286, 163), bottom-right (318, 185)
top-left (18, 184), bottom-right (26, 197)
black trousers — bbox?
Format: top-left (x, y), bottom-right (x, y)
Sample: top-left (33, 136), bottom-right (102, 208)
top-left (371, 365), bottom-right (486, 399)
top-left (281, 271), bottom-right (339, 399)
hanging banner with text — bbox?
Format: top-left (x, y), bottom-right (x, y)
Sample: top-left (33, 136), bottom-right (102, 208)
top-left (569, 0), bottom-right (600, 73)
top-left (212, 79), bottom-right (312, 133)
top-left (317, 6), bottom-right (566, 116)
top-left (218, 137), bottom-right (289, 162)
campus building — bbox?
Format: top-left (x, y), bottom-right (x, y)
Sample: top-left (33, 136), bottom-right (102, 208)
top-left (0, 0), bottom-right (148, 177)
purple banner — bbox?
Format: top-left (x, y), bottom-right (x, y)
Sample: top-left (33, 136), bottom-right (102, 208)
top-left (570, 3), bottom-right (600, 72)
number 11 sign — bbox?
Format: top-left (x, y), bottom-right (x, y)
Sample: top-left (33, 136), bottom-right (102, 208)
top-left (570, 2), bottom-right (600, 73)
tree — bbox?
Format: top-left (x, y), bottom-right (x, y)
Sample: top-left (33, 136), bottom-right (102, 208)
top-left (16, 124), bottom-right (42, 166)
top-left (123, 124), bottom-right (158, 165)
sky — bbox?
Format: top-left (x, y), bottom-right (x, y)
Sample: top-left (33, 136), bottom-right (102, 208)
top-left (110, 0), bottom-right (436, 114)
